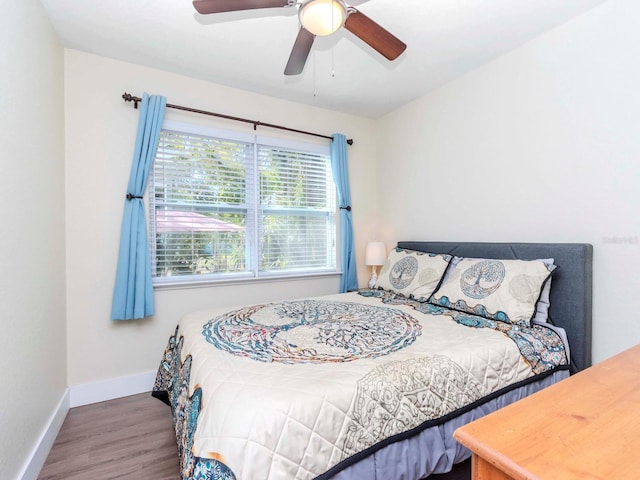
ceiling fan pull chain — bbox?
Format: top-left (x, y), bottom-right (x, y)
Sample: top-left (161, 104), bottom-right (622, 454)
top-left (313, 51), bottom-right (317, 97)
top-left (331, 46), bottom-right (335, 78)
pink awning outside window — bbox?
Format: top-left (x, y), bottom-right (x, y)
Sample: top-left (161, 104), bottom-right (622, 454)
top-left (155, 210), bottom-right (244, 233)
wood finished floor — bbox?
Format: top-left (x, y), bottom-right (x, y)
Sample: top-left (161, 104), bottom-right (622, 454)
top-left (39, 392), bottom-right (471, 480)
top-left (38, 393), bottom-right (180, 480)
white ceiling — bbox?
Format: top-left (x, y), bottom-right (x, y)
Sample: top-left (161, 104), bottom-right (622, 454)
top-left (40, 0), bottom-right (606, 118)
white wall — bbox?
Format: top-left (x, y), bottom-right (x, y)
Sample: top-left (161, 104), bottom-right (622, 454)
top-left (64, 50), bottom-right (378, 386)
top-left (377, 0), bottom-right (640, 363)
top-left (0, 1), bottom-right (66, 478)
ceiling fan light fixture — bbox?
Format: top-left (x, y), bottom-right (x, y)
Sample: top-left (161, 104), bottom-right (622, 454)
top-left (298, 0), bottom-right (347, 36)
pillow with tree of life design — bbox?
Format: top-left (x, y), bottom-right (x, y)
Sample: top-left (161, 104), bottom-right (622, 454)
top-left (376, 248), bottom-right (452, 301)
top-left (429, 258), bottom-right (556, 326)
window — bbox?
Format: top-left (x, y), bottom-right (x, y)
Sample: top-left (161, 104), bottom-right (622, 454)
top-left (148, 122), bottom-right (337, 285)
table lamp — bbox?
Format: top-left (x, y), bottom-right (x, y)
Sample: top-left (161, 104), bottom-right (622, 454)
top-left (365, 241), bottom-right (386, 289)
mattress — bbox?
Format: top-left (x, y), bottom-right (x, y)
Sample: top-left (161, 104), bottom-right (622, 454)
top-left (153, 290), bottom-right (569, 480)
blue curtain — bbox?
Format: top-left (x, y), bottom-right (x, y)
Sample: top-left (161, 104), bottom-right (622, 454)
top-left (111, 93), bottom-right (167, 320)
top-left (331, 133), bottom-right (358, 292)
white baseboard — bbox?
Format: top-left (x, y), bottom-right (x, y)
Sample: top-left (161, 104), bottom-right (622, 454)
top-left (69, 370), bottom-right (157, 407)
top-left (19, 389), bottom-right (70, 480)
top-left (18, 371), bottom-right (158, 480)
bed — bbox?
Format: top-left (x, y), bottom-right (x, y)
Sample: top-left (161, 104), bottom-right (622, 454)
top-left (152, 241), bottom-right (593, 480)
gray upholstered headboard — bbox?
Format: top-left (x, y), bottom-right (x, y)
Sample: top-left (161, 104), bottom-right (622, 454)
top-left (397, 241), bottom-right (593, 373)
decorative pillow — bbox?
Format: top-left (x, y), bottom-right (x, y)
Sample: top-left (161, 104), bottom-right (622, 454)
top-left (376, 248), bottom-right (452, 301)
top-left (429, 258), bottom-right (556, 326)
top-left (441, 256), bottom-right (555, 324)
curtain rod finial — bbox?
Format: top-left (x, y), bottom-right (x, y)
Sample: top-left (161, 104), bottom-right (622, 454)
top-left (122, 92), bottom-right (140, 109)
top-left (347, 139), bottom-right (354, 145)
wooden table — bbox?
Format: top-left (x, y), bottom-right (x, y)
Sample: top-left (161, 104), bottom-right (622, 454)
top-left (454, 344), bottom-right (640, 480)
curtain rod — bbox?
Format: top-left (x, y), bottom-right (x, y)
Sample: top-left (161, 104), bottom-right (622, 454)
top-left (122, 93), bottom-right (353, 145)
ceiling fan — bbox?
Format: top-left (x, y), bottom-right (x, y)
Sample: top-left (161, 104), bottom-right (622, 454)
top-left (192, 0), bottom-right (407, 75)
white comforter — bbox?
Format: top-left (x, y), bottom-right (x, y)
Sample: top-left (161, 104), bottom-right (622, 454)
top-left (172, 292), bottom-right (536, 479)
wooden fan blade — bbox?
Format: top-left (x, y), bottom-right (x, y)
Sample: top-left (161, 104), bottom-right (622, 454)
top-left (193, 0), bottom-right (289, 15)
top-left (284, 28), bottom-right (315, 76)
top-left (344, 9), bottom-right (406, 61)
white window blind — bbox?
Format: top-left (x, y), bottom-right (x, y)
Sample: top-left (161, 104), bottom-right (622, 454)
top-left (149, 126), bottom-right (336, 284)
top-left (258, 144), bottom-right (336, 273)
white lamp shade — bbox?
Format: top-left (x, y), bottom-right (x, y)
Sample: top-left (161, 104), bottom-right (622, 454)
top-left (365, 241), bottom-right (387, 266)
top-left (299, 0), bottom-right (347, 36)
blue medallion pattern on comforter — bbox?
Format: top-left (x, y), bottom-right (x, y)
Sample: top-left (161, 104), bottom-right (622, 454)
top-left (202, 300), bottom-right (421, 364)
top-left (153, 292), bottom-right (568, 480)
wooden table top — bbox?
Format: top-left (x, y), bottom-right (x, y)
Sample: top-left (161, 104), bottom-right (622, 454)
top-left (454, 344), bottom-right (640, 480)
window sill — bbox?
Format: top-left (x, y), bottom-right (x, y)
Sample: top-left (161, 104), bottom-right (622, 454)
top-left (153, 271), bottom-right (342, 291)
